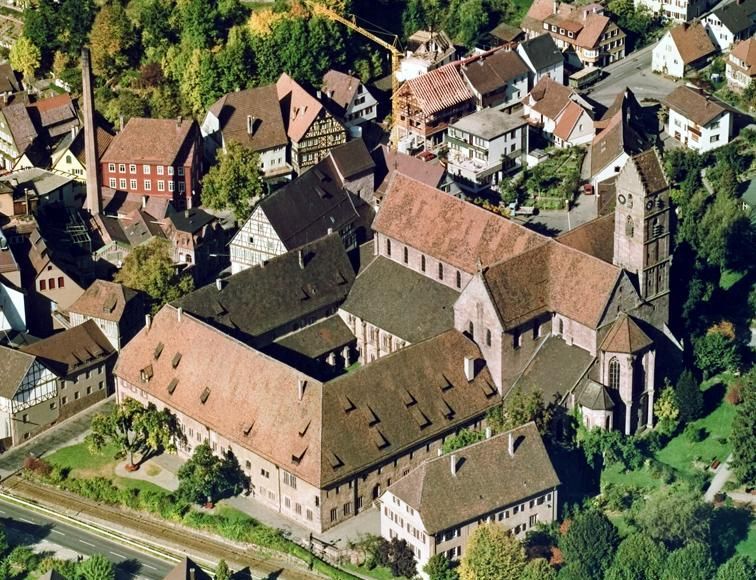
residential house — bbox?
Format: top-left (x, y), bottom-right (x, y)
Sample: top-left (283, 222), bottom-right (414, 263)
top-left (651, 22), bottom-right (716, 79)
top-left (0, 101), bottom-right (37, 170)
top-left (0, 233), bottom-right (25, 333)
top-left (115, 304), bottom-right (500, 533)
top-left (21, 320), bottom-right (115, 421)
top-left (516, 34), bottom-right (565, 88)
top-left (0, 63), bottom-right (21, 98)
top-left (726, 37), bottom-right (756, 91)
top-left (483, 22), bottom-right (525, 50)
top-left (394, 64), bottom-right (476, 152)
top-left (163, 208), bottom-right (227, 284)
top-left (589, 88), bottom-right (654, 188)
top-left (634, 0), bottom-right (712, 22)
top-left (522, 77), bottom-right (595, 147)
top-left (230, 140), bottom-right (375, 273)
top-left (28, 228), bottom-right (85, 315)
top-left (380, 423), bottom-right (559, 572)
top-left (201, 85), bottom-right (291, 179)
top-left (664, 86), bottom-right (731, 152)
top-left (0, 168), bottom-right (77, 209)
top-left (445, 108), bottom-right (528, 191)
top-left (704, 0), bottom-right (756, 52)
top-left (460, 49), bottom-right (530, 111)
top-left (399, 30), bottom-right (457, 81)
top-left (522, 0), bottom-right (626, 68)
top-left (322, 70), bottom-right (378, 127)
top-left (277, 73), bottom-right (347, 175)
top-left (51, 123), bottom-right (114, 184)
top-left (100, 117), bottom-right (203, 209)
top-left (68, 280), bottom-right (147, 351)
top-left (25, 94), bottom-right (80, 146)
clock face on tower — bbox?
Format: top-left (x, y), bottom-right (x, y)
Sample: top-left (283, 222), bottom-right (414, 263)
top-left (618, 194), bottom-right (626, 205)
top-left (646, 200), bottom-right (654, 210)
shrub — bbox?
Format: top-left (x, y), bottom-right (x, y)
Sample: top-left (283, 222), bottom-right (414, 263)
top-left (726, 384), bottom-right (743, 405)
top-left (22, 456), bottom-right (52, 478)
top-left (685, 425), bottom-right (707, 443)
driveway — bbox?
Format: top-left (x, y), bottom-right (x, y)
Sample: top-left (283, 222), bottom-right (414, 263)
top-left (589, 42), bottom-right (681, 108)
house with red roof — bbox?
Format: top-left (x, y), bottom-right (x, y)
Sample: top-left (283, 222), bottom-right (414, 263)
top-left (100, 117), bottom-right (202, 209)
top-left (727, 37), bottom-right (756, 91)
top-left (522, 0), bottom-right (626, 68)
top-left (522, 77), bottom-right (595, 147)
top-left (394, 63), bottom-right (476, 152)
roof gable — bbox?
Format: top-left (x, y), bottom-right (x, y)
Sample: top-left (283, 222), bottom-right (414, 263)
top-left (399, 64), bottom-right (475, 116)
top-left (668, 22), bottom-right (716, 65)
top-left (600, 313), bottom-right (653, 354)
top-left (210, 85), bottom-right (288, 152)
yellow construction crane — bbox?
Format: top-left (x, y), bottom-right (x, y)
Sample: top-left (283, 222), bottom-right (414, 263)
top-left (305, 1), bottom-right (403, 142)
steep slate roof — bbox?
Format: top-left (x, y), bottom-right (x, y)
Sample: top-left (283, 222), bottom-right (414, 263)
top-left (664, 86), bottom-right (726, 126)
top-left (274, 315), bottom-right (354, 359)
top-left (590, 92), bottom-right (651, 178)
top-left (102, 117), bottom-right (196, 165)
top-left (730, 38), bottom-right (756, 77)
top-left (254, 149), bottom-right (368, 251)
top-left (320, 329), bottom-right (498, 486)
top-left (0, 63), bottom-right (20, 94)
top-left (0, 346), bottom-right (36, 398)
top-left (340, 256), bottom-right (458, 343)
top-left (519, 34), bottom-right (564, 70)
top-left (372, 145), bottom-right (445, 198)
top-left (21, 320), bottom-right (114, 376)
top-left (399, 64), bottom-right (475, 116)
top-left (577, 379), bottom-right (614, 410)
top-left (512, 336), bottom-right (594, 402)
top-left (374, 174), bottom-right (546, 274)
top-left (207, 85), bottom-right (288, 152)
top-left (68, 280), bottom-right (142, 323)
top-left (482, 240), bottom-right (620, 330)
top-left (116, 309), bottom-right (497, 487)
top-left (557, 213), bottom-right (615, 264)
top-left (173, 234), bottom-right (355, 343)
top-left (329, 139), bottom-right (375, 180)
top-left (713, 0), bottom-right (756, 35)
top-left (632, 148), bottom-right (668, 195)
top-left (461, 49), bottom-right (529, 97)
top-left (322, 69), bottom-right (362, 111)
top-left (600, 313), bottom-right (653, 354)
top-left (489, 22), bottom-right (524, 43)
top-left (669, 22), bottom-right (716, 65)
top-left (3, 102), bottom-right (37, 154)
top-left (277, 73), bottom-right (330, 143)
top-left (167, 208), bottom-right (216, 234)
top-left (387, 422), bottom-right (559, 534)
top-left (68, 124), bottom-right (114, 165)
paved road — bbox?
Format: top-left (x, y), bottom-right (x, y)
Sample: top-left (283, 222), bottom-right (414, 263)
top-left (0, 397), bottom-right (113, 479)
top-left (589, 42), bottom-right (681, 108)
top-left (0, 495), bottom-right (175, 579)
top-left (704, 453), bottom-right (733, 502)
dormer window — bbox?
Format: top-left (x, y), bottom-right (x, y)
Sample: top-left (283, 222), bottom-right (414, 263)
top-left (140, 365), bottom-right (153, 383)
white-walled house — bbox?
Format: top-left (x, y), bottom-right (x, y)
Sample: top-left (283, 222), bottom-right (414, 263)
top-left (516, 34), bottom-right (565, 88)
top-left (0, 235), bottom-right (25, 334)
top-left (664, 86), bottom-right (731, 152)
top-left (704, 0), bottom-right (756, 52)
top-left (726, 38), bottom-right (756, 91)
top-left (522, 77), bottom-right (595, 147)
top-left (445, 108), bottom-right (527, 192)
top-left (322, 70), bottom-right (378, 127)
top-left (634, 0), bottom-right (711, 22)
top-left (652, 22), bottom-right (716, 79)
top-left (379, 423), bottom-right (559, 577)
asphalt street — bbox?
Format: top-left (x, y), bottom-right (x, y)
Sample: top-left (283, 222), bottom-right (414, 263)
top-left (0, 496), bottom-right (176, 579)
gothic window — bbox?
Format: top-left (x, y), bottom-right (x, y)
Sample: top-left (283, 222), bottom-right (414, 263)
top-left (456, 271), bottom-right (462, 289)
top-left (608, 357), bottom-right (620, 390)
top-left (627, 195), bottom-right (633, 209)
top-left (486, 329), bottom-right (491, 347)
top-left (386, 239), bottom-right (391, 256)
top-left (625, 216), bottom-right (634, 238)
top-left (468, 321), bottom-right (474, 337)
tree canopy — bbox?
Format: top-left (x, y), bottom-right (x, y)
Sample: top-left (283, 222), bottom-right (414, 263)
top-left (635, 485), bottom-right (713, 550)
top-left (604, 533), bottom-right (668, 580)
top-left (9, 35), bottom-right (41, 82)
top-left (661, 542), bottom-right (716, 580)
top-left (78, 554), bottom-right (116, 580)
top-left (459, 522), bottom-right (526, 580)
top-left (731, 368), bottom-right (756, 486)
top-left (202, 141), bottom-right (265, 221)
top-left (559, 509), bottom-right (619, 580)
top-left (424, 554), bottom-right (459, 580)
top-left (177, 442), bottom-right (250, 504)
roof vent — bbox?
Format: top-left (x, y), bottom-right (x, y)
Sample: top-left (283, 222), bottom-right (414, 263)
top-left (298, 379), bottom-right (307, 401)
top-left (451, 453), bottom-right (458, 476)
top-left (315, 186), bottom-right (328, 198)
top-left (153, 342), bottom-right (164, 360)
top-left (508, 432), bottom-right (514, 456)
top-left (171, 352), bottom-right (182, 368)
top-left (200, 387), bottom-right (210, 404)
top-left (167, 378), bottom-right (178, 395)
top-left (464, 357), bottom-right (475, 382)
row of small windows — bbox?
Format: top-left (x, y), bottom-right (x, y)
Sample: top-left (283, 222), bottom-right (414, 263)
top-left (385, 239), bottom-right (463, 289)
top-left (108, 163), bottom-right (184, 176)
top-left (108, 178), bottom-right (185, 193)
top-left (467, 321), bottom-right (542, 349)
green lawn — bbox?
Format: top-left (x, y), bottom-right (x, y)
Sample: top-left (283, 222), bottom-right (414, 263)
top-left (601, 462), bottom-right (662, 492)
top-left (736, 521), bottom-right (756, 559)
top-left (46, 441), bottom-right (119, 474)
top-left (342, 563), bottom-right (397, 580)
top-left (720, 269), bottom-right (746, 290)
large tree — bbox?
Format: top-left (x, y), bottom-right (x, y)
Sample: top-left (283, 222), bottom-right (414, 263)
top-left (521, 558), bottom-right (556, 580)
top-left (424, 554), bottom-right (459, 580)
top-left (716, 555), bottom-right (756, 580)
top-left (177, 442), bottom-right (250, 504)
top-left (674, 369), bottom-right (704, 423)
top-left (488, 389), bottom-right (553, 436)
top-left (115, 238), bottom-right (194, 312)
top-left (202, 141), bottom-right (264, 221)
top-left (604, 533), bottom-right (668, 580)
top-left (558, 509), bottom-right (619, 580)
top-left (661, 542), bottom-right (716, 580)
top-left (731, 368), bottom-right (756, 486)
top-left (86, 399), bottom-right (183, 469)
top-left (459, 522), bottom-right (526, 580)
top-left (635, 485), bottom-right (713, 550)
top-left (9, 35), bottom-right (41, 82)
top-left (89, 1), bottom-right (135, 78)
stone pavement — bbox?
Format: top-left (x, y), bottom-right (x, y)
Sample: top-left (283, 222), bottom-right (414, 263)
top-left (114, 452), bottom-right (182, 491)
top-left (0, 396), bottom-right (114, 480)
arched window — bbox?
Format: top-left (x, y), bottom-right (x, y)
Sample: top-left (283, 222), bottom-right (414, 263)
top-left (608, 357), bottom-right (620, 390)
top-left (486, 329), bottom-right (491, 347)
top-left (386, 238), bottom-right (391, 256)
top-left (421, 255), bottom-right (426, 272)
top-left (625, 216), bottom-right (634, 238)
top-left (468, 321), bottom-right (474, 337)
top-left (438, 263), bottom-right (444, 280)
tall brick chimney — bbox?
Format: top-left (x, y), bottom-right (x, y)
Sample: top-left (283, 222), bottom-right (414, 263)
top-left (81, 48), bottom-right (101, 216)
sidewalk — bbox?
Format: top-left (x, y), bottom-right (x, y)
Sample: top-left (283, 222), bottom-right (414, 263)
top-left (704, 453), bottom-right (733, 502)
top-left (0, 396), bottom-right (114, 480)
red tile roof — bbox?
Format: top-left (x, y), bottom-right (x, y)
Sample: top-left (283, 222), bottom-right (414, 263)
top-left (664, 86), bottom-right (726, 126)
top-left (524, 76), bottom-right (577, 121)
top-left (277, 73), bottom-right (331, 143)
top-left (553, 101), bottom-right (586, 141)
top-left (398, 63), bottom-right (475, 116)
top-left (374, 174), bottom-right (547, 274)
top-left (600, 313), bottom-right (653, 353)
top-left (101, 117), bottom-right (197, 166)
top-left (730, 37), bottom-right (756, 77)
top-left (669, 22), bottom-right (716, 65)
